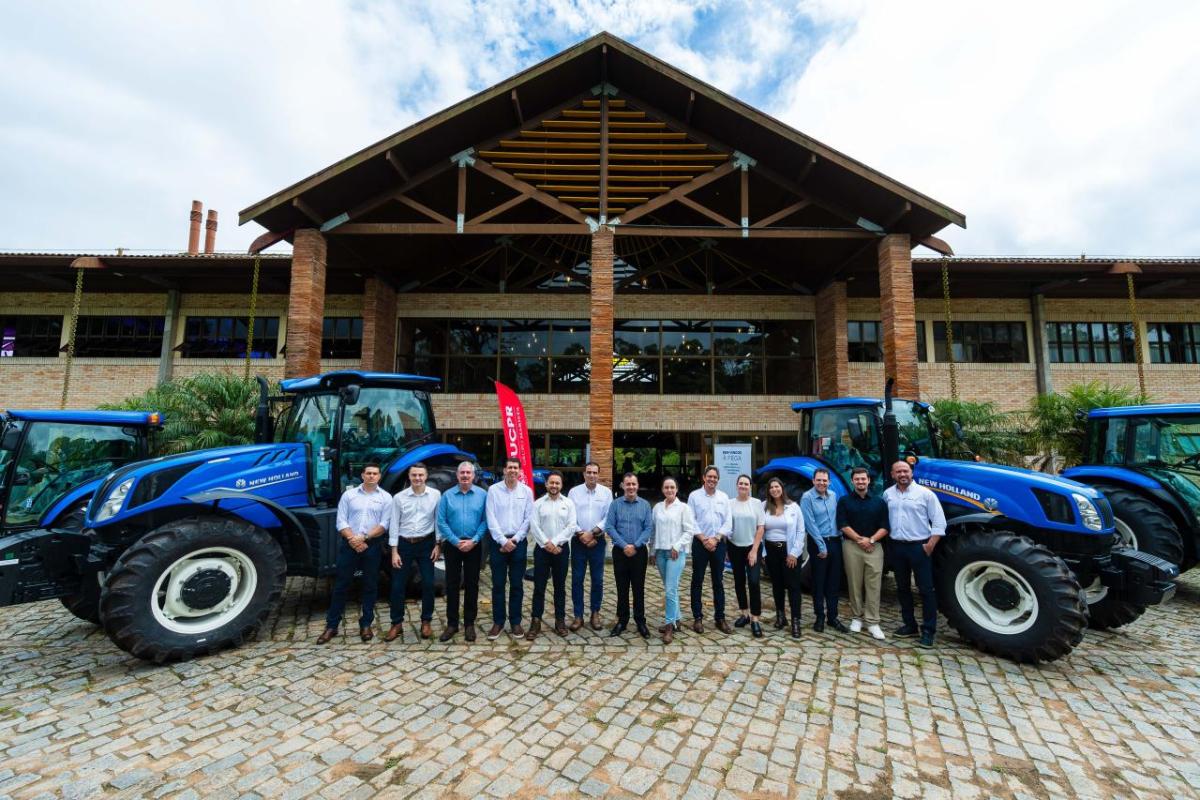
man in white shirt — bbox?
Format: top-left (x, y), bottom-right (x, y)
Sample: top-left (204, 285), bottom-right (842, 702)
top-left (883, 460), bottom-right (947, 649)
top-left (385, 462), bottom-right (441, 643)
top-left (527, 471), bottom-right (577, 640)
top-left (318, 464), bottom-right (392, 644)
top-left (688, 465), bottom-right (734, 634)
top-left (485, 458), bottom-right (535, 639)
top-left (567, 461), bottom-right (612, 632)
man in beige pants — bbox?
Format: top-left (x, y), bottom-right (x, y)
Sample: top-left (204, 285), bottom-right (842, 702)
top-left (836, 467), bottom-right (890, 640)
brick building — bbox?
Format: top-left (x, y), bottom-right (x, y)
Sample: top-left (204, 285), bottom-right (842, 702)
top-left (3, 33), bottom-right (1199, 489)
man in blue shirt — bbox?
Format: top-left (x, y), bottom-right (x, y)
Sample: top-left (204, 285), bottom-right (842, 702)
top-left (436, 461), bottom-right (488, 643)
top-left (801, 468), bottom-right (849, 633)
top-left (605, 472), bottom-right (653, 638)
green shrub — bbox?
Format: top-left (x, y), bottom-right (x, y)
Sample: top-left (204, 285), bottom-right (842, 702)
top-left (928, 398), bottom-right (1030, 466)
top-left (1026, 381), bottom-right (1146, 467)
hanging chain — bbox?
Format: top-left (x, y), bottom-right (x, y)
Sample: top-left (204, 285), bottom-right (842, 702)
top-left (1126, 272), bottom-right (1146, 397)
top-left (59, 268), bottom-right (85, 409)
top-left (941, 258), bottom-right (957, 400)
top-left (244, 255), bottom-right (261, 379)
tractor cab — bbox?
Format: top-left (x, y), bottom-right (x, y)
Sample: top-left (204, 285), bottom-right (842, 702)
top-left (263, 371), bottom-right (450, 500)
top-left (0, 409), bottom-right (161, 532)
top-left (799, 397), bottom-right (937, 493)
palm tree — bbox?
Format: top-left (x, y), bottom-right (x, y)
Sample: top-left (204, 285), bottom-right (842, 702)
top-left (1026, 381), bottom-right (1146, 469)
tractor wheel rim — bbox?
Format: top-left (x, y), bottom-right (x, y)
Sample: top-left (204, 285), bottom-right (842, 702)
top-left (1083, 577), bottom-right (1109, 605)
top-left (1114, 518), bottom-right (1139, 550)
top-left (151, 547), bottom-right (258, 635)
top-left (953, 559), bottom-right (1039, 635)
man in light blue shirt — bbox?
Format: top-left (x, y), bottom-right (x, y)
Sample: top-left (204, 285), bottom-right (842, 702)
top-left (801, 468), bottom-right (848, 633)
top-left (688, 466), bottom-right (733, 634)
top-left (436, 461), bottom-right (488, 643)
top-left (605, 472), bottom-right (653, 638)
top-left (319, 463), bottom-right (392, 644)
top-left (485, 458), bottom-right (535, 639)
top-left (884, 460), bottom-right (947, 649)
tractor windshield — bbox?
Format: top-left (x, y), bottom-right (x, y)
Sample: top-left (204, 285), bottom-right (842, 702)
top-left (1126, 415), bottom-right (1200, 513)
top-left (340, 387), bottom-right (436, 478)
top-left (894, 401), bottom-right (939, 460)
top-left (808, 406), bottom-right (883, 492)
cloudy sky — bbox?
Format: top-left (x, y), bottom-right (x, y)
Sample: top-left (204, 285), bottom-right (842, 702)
top-left (2, 0), bottom-right (1198, 257)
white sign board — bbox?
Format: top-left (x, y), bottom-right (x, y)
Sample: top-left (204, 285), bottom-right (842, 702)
top-left (713, 443), bottom-right (753, 497)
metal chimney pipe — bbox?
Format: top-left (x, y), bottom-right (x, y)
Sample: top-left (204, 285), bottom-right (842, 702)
top-left (188, 200), bottom-right (203, 254)
top-left (204, 209), bottom-right (218, 253)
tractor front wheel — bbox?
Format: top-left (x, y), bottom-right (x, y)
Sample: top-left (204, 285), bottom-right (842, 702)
top-left (936, 531), bottom-right (1087, 663)
top-left (99, 516), bottom-right (285, 662)
top-left (56, 505), bottom-right (104, 624)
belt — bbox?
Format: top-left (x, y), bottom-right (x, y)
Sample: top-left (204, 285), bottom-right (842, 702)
top-left (400, 532), bottom-right (435, 541)
top-left (893, 537), bottom-right (930, 545)
top-left (765, 540), bottom-right (788, 548)
top-left (576, 530), bottom-right (605, 539)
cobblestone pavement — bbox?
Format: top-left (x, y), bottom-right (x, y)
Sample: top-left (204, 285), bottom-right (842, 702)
top-left (2, 563), bottom-right (1200, 800)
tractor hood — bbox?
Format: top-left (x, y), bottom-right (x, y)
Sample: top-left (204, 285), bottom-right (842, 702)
top-left (919, 458), bottom-right (1105, 498)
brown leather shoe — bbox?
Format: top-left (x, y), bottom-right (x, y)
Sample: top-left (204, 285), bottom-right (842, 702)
top-left (692, 619), bottom-right (704, 634)
top-left (716, 620), bottom-right (733, 634)
top-left (662, 626), bottom-right (673, 644)
top-left (487, 624), bottom-right (504, 640)
top-left (316, 628), bottom-right (337, 644)
top-left (554, 620), bottom-right (568, 637)
top-left (569, 616), bottom-right (584, 632)
top-left (360, 627), bottom-right (374, 642)
top-left (590, 612), bottom-right (602, 631)
top-left (465, 625), bottom-right (477, 642)
top-left (525, 619), bottom-right (542, 641)
top-left (438, 626), bottom-right (458, 643)
top-left (384, 624), bottom-right (404, 642)
top-left (511, 624), bottom-right (525, 638)
top-left (420, 621), bottom-right (433, 639)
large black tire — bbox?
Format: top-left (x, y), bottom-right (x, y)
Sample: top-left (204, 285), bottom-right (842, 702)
top-left (1103, 488), bottom-right (1187, 568)
top-left (935, 531), bottom-right (1087, 663)
top-left (425, 467), bottom-right (457, 493)
top-left (55, 505), bottom-right (103, 625)
top-left (99, 516), bottom-right (285, 663)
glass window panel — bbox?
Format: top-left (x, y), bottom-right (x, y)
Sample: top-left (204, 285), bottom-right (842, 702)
top-left (449, 319), bottom-right (498, 355)
top-left (712, 320), bottom-right (763, 357)
top-left (663, 357), bottom-right (711, 393)
top-left (500, 319), bottom-right (548, 356)
top-left (446, 358), bottom-right (496, 392)
top-left (550, 320), bottom-right (589, 355)
top-left (763, 320), bottom-right (813, 358)
top-left (550, 358), bottom-right (590, 393)
top-left (499, 357), bottom-right (549, 393)
top-left (613, 355), bottom-right (660, 393)
top-left (714, 358), bottom-right (763, 394)
top-left (411, 319), bottom-right (447, 356)
top-left (766, 358), bottom-right (815, 395)
top-left (410, 357), bottom-right (444, 390)
top-left (917, 321), bottom-right (928, 362)
top-left (443, 432), bottom-right (497, 472)
top-left (614, 320), bottom-right (659, 355)
top-left (662, 320), bottom-right (711, 356)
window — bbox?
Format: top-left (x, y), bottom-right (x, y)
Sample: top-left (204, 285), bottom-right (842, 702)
top-left (1148, 323), bottom-right (1200, 364)
top-left (848, 321), bottom-right (882, 362)
top-left (1, 315), bottom-right (62, 357)
top-left (934, 321), bottom-right (1028, 363)
top-left (180, 316), bottom-right (279, 359)
top-left (1046, 322), bottom-right (1134, 363)
top-left (70, 316), bottom-right (164, 357)
top-left (321, 317), bottom-right (363, 359)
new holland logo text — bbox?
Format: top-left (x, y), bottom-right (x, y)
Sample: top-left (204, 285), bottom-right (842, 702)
top-left (233, 471), bottom-right (301, 491)
top-left (917, 478), bottom-right (981, 502)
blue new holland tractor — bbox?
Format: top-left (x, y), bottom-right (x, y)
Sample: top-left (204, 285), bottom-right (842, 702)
top-left (0, 371), bottom-right (477, 661)
top-left (756, 383), bottom-right (1178, 662)
top-left (1064, 404), bottom-right (1200, 593)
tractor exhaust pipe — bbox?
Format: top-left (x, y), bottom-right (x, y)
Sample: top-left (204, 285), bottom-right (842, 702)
top-left (882, 378), bottom-right (900, 485)
top-left (254, 375), bottom-right (273, 444)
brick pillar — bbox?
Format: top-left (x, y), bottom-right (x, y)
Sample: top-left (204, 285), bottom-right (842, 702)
top-left (1030, 293), bottom-right (1053, 395)
top-left (878, 234), bottom-right (919, 398)
top-left (157, 289), bottom-right (180, 385)
top-left (360, 276), bottom-right (397, 371)
top-left (589, 227), bottom-right (615, 487)
top-left (815, 281), bottom-right (849, 399)
top-left (285, 228), bottom-right (327, 377)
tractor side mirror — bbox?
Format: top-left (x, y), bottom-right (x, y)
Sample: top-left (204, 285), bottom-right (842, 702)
top-left (1, 425), bottom-right (20, 451)
top-left (339, 384), bottom-right (362, 406)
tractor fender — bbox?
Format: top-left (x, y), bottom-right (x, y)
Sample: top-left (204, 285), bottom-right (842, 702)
top-left (386, 444), bottom-right (477, 476)
top-left (944, 511), bottom-right (1020, 533)
top-left (1063, 465), bottom-right (1197, 537)
top-left (39, 478), bottom-right (105, 528)
top-left (182, 490), bottom-right (313, 568)
top-left (756, 457), bottom-right (851, 496)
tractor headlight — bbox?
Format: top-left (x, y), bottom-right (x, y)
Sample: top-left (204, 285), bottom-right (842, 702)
top-left (95, 478), bottom-right (134, 522)
top-left (1072, 493), bottom-right (1103, 531)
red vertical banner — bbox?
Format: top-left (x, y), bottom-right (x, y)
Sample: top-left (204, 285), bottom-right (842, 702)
top-left (494, 381), bottom-right (536, 493)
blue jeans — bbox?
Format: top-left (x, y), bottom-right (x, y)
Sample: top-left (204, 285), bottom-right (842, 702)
top-left (808, 534), bottom-right (844, 623)
top-left (532, 542), bottom-right (570, 621)
top-left (690, 537), bottom-right (727, 622)
top-left (389, 534), bottom-right (436, 624)
top-left (890, 539), bottom-right (937, 635)
top-left (326, 537), bottom-right (382, 630)
top-left (489, 537), bottom-right (528, 627)
top-left (571, 533), bottom-right (606, 617)
top-left (655, 548), bottom-right (687, 625)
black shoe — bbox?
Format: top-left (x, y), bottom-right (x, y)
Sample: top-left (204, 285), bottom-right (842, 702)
top-left (918, 631), bottom-right (936, 649)
top-left (895, 624), bottom-right (919, 638)
top-left (636, 623), bottom-right (650, 638)
top-left (734, 615), bottom-right (751, 628)
top-left (790, 620), bottom-right (802, 638)
top-left (813, 619), bottom-right (825, 633)
top-left (750, 621), bottom-right (763, 638)
top-left (828, 619), bottom-right (850, 634)
top-left (609, 623), bottom-right (627, 638)
top-left (773, 614), bottom-right (788, 630)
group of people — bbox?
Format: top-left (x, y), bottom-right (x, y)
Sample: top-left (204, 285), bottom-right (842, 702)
top-left (317, 456), bottom-right (947, 649)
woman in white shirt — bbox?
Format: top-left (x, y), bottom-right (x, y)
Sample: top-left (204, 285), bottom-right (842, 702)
top-left (652, 476), bottom-right (696, 644)
top-left (728, 475), bottom-right (766, 637)
top-left (762, 477), bottom-right (807, 639)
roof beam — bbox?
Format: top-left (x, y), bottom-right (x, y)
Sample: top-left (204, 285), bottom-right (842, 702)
top-left (330, 222), bottom-right (589, 235)
top-left (614, 160), bottom-right (735, 224)
top-left (395, 194), bottom-right (454, 225)
top-left (752, 200), bottom-right (809, 228)
top-left (465, 191), bottom-right (532, 225)
top-left (472, 158), bottom-right (590, 224)
top-left (613, 225), bottom-right (876, 239)
top-left (385, 150), bottom-right (409, 181)
top-left (292, 197), bottom-right (325, 225)
top-left (677, 195), bottom-right (739, 228)
top-left (1137, 278), bottom-right (1188, 298)
top-left (510, 89), bottom-right (523, 125)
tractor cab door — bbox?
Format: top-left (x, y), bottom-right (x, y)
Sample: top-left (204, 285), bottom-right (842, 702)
top-left (337, 386), bottom-right (437, 486)
top-left (0, 418), bottom-right (24, 523)
top-left (285, 393), bottom-right (341, 506)
top-left (807, 406), bottom-right (883, 492)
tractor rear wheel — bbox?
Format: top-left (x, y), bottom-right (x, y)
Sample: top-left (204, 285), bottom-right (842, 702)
top-left (1103, 488), bottom-right (1187, 568)
top-left (936, 530), bottom-right (1087, 662)
top-left (99, 516), bottom-right (285, 662)
top-left (56, 505), bottom-right (103, 625)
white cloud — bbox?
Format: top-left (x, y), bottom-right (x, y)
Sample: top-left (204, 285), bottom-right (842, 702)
top-left (1, 0), bottom-right (1197, 257)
